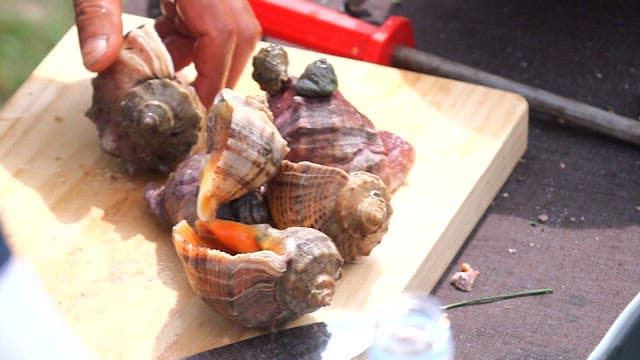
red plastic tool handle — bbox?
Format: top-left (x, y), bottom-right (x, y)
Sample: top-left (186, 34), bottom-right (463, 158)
top-left (247, 0), bottom-right (415, 65)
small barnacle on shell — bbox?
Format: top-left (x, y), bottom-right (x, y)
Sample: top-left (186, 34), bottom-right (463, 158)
top-left (173, 219), bottom-right (343, 328)
top-left (267, 160), bottom-right (393, 262)
top-left (295, 58), bottom-right (338, 97)
top-left (252, 43), bottom-right (290, 95)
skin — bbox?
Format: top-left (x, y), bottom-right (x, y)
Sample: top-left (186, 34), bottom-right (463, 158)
top-left (73, 0), bottom-right (262, 108)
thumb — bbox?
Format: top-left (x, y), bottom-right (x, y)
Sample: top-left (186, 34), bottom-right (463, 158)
top-left (73, 0), bottom-right (123, 72)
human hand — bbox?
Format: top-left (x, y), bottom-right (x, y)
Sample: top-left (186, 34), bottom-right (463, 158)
top-left (155, 0), bottom-right (262, 107)
top-left (73, 0), bottom-right (262, 107)
top-left (73, 0), bottom-right (123, 72)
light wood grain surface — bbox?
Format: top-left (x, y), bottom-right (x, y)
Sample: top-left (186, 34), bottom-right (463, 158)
top-left (0, 14), bottom-right (527, 359)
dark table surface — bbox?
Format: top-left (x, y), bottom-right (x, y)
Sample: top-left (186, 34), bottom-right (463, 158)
top-left (388, 1), bottom-right (640, 359)
top-left (125, 1), bottom-right (640, 358)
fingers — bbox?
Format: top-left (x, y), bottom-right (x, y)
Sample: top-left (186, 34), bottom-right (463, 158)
top-left (156, 0), bottom-right (262, 107)
top-left (224, 0), bottom-right (262, 88)
top-left (73, 0), bottom-right (123, 72)
top-left (155, 14), bottom-right (195, 71)
top-left (175, 0), bottom-right (237, 107)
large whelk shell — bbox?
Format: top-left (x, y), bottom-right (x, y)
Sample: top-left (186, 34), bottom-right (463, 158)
top-left (197, 89), bottom-right (289, 220)
top-left (172, 219), bottom-right (343, 328)
top-left (87, 24), bottom-right (174, 117)
top-left (86, 24), bottom-right (205, 173)
top-left (268, 161), bottom-right (393, 262)
top-left (121, 78), bottom-right (205, 172)
top-left (253, 44), bottom-right (415, 193)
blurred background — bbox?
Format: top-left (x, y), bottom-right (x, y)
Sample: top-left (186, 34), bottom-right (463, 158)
top-left (0, 0), bottom-right (74, 105)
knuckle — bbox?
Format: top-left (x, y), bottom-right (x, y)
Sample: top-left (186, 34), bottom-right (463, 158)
top-left (214, 21), bottom-right (237, 43)
top-left (237, 18), bottom-right (262, 44)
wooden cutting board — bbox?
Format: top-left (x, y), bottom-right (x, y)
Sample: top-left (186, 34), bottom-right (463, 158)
top-left (0, 14), bottom-right (527, 359)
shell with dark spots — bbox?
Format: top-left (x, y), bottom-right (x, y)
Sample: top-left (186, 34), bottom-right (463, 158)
top-left (268, 82), bottom-right (415, 193)
top-left (272, 87), bottom-right (388, 176)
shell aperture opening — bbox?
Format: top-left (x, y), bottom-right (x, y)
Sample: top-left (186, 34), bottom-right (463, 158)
top-left (195, 219), bottom-right (261, 254)
top-left (197, 152), bottom-right (223, 220)
top-left (179, 219), bottom-right (294, 256)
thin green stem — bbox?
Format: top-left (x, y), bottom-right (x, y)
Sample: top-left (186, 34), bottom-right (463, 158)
top-left (442, 288), bottom-right (553, 310)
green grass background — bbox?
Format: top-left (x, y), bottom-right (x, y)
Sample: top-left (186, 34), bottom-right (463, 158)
top-left (0, 1), bottom-right (75, 105)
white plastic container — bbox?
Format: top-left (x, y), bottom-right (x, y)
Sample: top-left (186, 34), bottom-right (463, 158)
top-left (367, 292), bottom-right (454, 360)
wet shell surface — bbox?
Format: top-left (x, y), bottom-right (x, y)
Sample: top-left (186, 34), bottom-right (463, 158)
top-left (172, 219), bottom-right (343, 329)
top-left (267, 161), bottom-right (393, 262)
top-left (197, 89), bottom-right (289, 220)
top-left (86, 24), bottom-right (205, 173)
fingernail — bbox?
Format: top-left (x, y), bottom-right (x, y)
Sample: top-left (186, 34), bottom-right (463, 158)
top-left (82, 36), bottom-right (107, 68)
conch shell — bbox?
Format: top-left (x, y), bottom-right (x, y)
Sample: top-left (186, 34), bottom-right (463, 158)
top-left (197, 89), bottom-right (289, 220)
top-left (173, 219), bottom-right (343, 329)
top-left (252, 44), bottom-right (414, 193)
top-left (86, 24), bottom-right (205, 173)
top-left (268, 160), bottom-right (392, 262)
